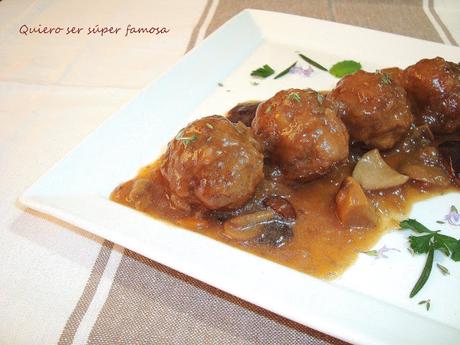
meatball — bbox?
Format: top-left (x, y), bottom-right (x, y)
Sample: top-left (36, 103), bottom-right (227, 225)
top-left (252, 89), bottom-right (349, 181)
top-left (403, 57), bottom-right (460, 134)
top-left (160, 115), bottom-right (264, 211)
top-left (329, 70), bottom-right (414, 150)
top-left (380, 67), bottom-right (405, 87)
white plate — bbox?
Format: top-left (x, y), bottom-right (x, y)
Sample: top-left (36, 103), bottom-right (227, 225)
top-left (20, 10), bottom-right (460, 345)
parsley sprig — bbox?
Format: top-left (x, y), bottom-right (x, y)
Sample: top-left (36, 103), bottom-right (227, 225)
top-left (329, 60), bottom-right (362, 78)
top-left (400, 219), bottom-right (460, 297)
top-left (250, 53), bottom-right (361, 80)
top-left (251, 64), bottom-right (275, 78)
top-left (251, 62), bottom-right (297, 80)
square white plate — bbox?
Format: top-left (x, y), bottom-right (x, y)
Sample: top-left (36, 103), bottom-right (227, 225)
top-left (20, 10), bottom-right (460, 345)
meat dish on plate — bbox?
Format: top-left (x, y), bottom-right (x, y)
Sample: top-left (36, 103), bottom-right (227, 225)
top-left (111, 56), bottom-right (460, 280)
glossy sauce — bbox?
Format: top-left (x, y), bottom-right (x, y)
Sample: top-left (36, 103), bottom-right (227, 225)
top-left (112, 57), bottom-right (460, 279)
top-left (111, 145), bottom-right (458, 279)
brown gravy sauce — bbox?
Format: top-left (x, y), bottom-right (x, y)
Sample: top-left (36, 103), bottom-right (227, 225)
top-left (111, 144), bottom-right (458, 279)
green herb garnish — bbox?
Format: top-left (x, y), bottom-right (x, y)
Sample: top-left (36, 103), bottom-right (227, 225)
top-left (317, 92), bottom-right (324, 104)
top-left (362, 250), bottom-right (378, 257)
top-left (253, 54), bottom-right (362, 80)
top-left (452, 243), bottom-right (460, 261)
top-left (437, 263), bottom-right (450, 275)
top-left (176, 133), bottom-right (198, 145)
top-left (274, 61), bottom-right (297, 79)
top-left (379, 72), bottom-right (392, 85)
top-left (418, 299), bottom-right (431, 311)
top-left (251, 64), bottom-right (275, 78)
top-left (410, 246), bottom-right (434, 298)
top-left (400, 219), bottom-right (434, 234)
top-left (298, 53), bottom-right (327, 71)
top-left (175, 129), bottom-right (184, 140)
top-left (329, 60), bottom-right (362, 78)
top-left (206, 123), bottom-right (213, 129)
top-left (400, 219), bottom-right (460, 297)
top-left (288, 92), bottom-right (301, 103)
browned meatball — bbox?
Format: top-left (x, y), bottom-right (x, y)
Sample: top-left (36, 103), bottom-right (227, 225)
top-left (160, 115), bottom-right (264, 211)
top-left (403, 57), bottom-right (460, 134)
top-left (252, 89), bottom-right (349, 181)
top-left (330, 70), bottom-right (414, 150)
top-left (380, 67), bottom-right (405, 87)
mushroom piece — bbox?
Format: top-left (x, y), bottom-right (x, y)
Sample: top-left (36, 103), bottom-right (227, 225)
top-left (263, 196), bottom-right (296, 221)
top-left (399, 164), bottom-right (450, 186)
top-left (352, 149), bottom-right (409, 190)
top-left (222, 196), bottom-right (296, 246)
top-left (391, 125), bottom-right (434, 154)
top-left (226, 101), bottom-right (260, 127)
top-left (257, 221), bottom-right (294, 248)
top-left (223, 209), bottom-right (277, 241)
top-left (335, 177), bottom-right (377, 229)
top-left (398, 147), bottom-right (450, 186)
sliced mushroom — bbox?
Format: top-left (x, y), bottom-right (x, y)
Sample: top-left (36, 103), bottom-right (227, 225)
top-left (222, 196), bottom-right (296, 247)
top-left (399, 164), bottom-right (449, 186)
top-left (226, 101), bottom-right (260, 127)
top-left (257, 221), bottom-right (293, 248)
top-left (391, 125), bottom-right (434, 154)
top-left (352, 149), bottom-right (409, 190)
top-left (335, 177), bottom-right (377, 228)
top-left (263, 196), bottom-right (296, 221)
top-left (223, 209), bottom-right (276, 241)
top-left (398, 147), bottom-right (450, 186)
